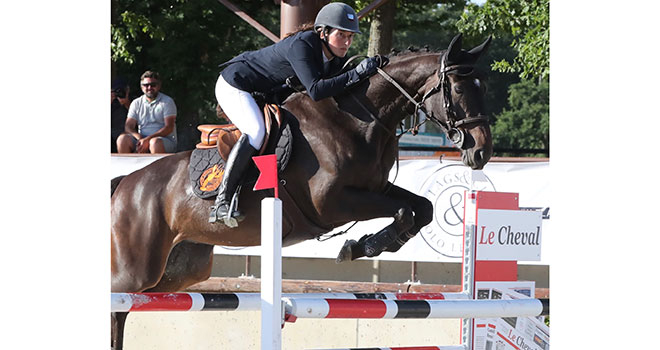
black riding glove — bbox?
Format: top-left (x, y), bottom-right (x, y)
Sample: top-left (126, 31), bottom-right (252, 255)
top-left (354, 56), bottom-right (380, 79)
top-left (345, 55), bottom-right (390, 89)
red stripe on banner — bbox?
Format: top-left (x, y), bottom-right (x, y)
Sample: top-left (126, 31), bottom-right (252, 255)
top-left (476, 324), bottom-right (486, 328)
top-left (326, 299), bottom-right (387, 318)
top-left (394, 293), bottom-right (445, 300)
top-left (497, 331), bottom-right (520, 350)
top-left (475, 260), bottom-right (517, 281)
top-left (129, 293), bottom-right (193, 311)
top-left (488, 324), bottom-right (496, 329)
top-left (476, 191), bottom-right (518, 210)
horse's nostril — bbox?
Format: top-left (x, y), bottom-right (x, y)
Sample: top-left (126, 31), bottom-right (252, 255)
top-left (474, 149), bottom-right (483, 164)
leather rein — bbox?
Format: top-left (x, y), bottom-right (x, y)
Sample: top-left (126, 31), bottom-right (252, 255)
top-left (347, 53), bottom-right (489, 149)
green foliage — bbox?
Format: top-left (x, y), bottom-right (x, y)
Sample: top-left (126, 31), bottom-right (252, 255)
top-left (457, 0), bottom-right (549, 81)
top-left (111, 0), bottom-right (545, 154)
top-left (111, 0), bottom-right (280, 149)
top-left (492, 79), bottom-right (549, 152)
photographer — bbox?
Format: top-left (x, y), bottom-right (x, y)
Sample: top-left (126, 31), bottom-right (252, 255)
top-left (111, 78), bottom-right (130, 153)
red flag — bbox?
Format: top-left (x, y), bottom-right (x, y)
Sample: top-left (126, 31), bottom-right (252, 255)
top-left (252, 154), bottom-right (278, 198)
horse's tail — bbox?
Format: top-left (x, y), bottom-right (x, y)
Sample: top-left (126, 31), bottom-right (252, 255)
top-left (111, 176), bottom-right (126, 197)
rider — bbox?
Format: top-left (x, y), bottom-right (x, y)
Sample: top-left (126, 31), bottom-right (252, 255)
top-left (210, 2), bottom-right (385, 226)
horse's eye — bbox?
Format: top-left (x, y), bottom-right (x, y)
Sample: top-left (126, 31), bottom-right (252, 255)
top-left (454, 85), bottom-right (464, 94)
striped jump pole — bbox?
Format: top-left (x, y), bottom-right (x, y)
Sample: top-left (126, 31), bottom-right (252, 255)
top-left (284, 298), bottom-right (549, 320)
top-left (111, 292), bottom-right (260, 312)
top-left (111, 292), bottom-right (468, 312)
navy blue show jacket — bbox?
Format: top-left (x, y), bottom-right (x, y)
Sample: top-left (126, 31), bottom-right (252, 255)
top-left (221, 30), bottom-right (361, 102)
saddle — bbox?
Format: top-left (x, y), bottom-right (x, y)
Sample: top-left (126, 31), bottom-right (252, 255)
top-left (188, 104), bottom-right (293, 199)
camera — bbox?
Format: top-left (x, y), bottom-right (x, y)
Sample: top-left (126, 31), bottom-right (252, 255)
top-left (113, 87), bottom-right (126, 98)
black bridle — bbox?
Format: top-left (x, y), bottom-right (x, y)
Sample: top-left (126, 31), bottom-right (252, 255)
top-left (376, 53), bottom-right (489, 149)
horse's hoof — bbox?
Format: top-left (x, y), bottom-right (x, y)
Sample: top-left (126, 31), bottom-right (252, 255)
top-left (336, 239), bottom-right (359, 263)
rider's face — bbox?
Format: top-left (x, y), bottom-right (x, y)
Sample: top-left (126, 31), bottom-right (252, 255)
top-left (323, 28), bottom-right (354, 58)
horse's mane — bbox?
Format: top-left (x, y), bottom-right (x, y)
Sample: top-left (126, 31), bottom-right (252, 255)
top-left (388, 45), bottom-right (435, 56)
top-left (385, 46), bottom-right (444, 60)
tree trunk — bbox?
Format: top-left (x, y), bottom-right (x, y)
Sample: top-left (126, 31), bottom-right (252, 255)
top-left (367, 0), bottom-right (396, 56)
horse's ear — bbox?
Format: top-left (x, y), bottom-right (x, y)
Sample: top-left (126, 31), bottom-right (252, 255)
top-left (467, 35), bottom-right (493, 62)
top-left (445, 33), bottom-right (463, 65)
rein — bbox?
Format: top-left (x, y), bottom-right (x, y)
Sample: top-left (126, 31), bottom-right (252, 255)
top-left (375, 56), bottom-right (489, 148)
top-left (342, 53), bottom-right (489, 148)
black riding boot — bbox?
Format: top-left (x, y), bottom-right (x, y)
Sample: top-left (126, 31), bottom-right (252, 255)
top-left (208, 134), bottom-right (257, 227)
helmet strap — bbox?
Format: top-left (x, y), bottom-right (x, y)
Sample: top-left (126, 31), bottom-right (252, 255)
top-left (320, 27), bottom-right (338, 59)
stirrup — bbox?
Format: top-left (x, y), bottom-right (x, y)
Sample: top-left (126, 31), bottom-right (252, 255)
top-left (222, 190), bottom-right (242, 228)
top-left (209, 185), bottom-right (244, 227)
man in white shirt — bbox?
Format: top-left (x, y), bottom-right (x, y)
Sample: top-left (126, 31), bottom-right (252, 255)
top-left (117, 70), bottom-right (178, 153)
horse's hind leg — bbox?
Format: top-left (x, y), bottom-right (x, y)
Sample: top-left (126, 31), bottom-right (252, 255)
top-left (111, 312), bottom-right (128, 350)
top-left (145, 241), bottom-right (215, 292)
top-left (110, 242), bottom-right (213, 350)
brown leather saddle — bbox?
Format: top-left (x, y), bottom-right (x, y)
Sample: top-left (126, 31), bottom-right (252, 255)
top-left (188, 104), bottom-right (292, 199)
top-left (189, 104), bottom-right (332, 240)
top-left (196, 104), bottom-right (284, 160)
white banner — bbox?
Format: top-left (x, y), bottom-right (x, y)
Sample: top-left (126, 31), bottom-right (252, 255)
top-left (111, 155), bottom-right (551, 264)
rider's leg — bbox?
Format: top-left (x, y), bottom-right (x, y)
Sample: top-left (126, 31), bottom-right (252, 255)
top-left (209, 133), bottom-right (257, 225)
top-left (209, 75), bottom-right (265, 226)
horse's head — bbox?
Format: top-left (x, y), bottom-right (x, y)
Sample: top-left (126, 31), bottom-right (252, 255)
top-left (417, 34), bottom-right (493, 169)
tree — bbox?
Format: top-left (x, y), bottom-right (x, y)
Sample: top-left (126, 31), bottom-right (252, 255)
top-left (457, 0), bottom-right (549, 81)
top-left (366, 0), bottom-right (397, 56)
top-left (492, 79), bottom-right (549, 153)
top-left (111, 0), bottom-right (280, 150)
top-left (457, 0), bottom-right (549, 156)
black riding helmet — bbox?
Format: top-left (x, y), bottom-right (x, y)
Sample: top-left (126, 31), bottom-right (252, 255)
top-left (314, 2), bottom-right (361, 58)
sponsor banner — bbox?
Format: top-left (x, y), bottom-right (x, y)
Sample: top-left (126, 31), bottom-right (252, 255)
top-left (476, 210), bottom-right (543, 261)
top-left (111, 155), bottom-right (550, 264)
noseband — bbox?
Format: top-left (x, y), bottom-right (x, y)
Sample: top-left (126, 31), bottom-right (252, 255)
top-left (377, 53), bottom-right (489, 149)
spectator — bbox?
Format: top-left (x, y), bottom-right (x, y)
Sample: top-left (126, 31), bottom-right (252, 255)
top-left (117, 71), bottom-right (177, 153)
top-left (111, 78), bottom-right (130, 153)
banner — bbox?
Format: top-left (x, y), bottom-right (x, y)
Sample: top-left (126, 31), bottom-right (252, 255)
top-left (111, 155), bottom-right (550, 264)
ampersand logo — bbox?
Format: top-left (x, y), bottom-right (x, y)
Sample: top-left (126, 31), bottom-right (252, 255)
top-left (418, 164), bottom-right (495, 258)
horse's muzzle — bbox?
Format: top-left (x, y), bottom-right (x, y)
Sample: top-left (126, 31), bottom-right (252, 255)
top-left (463, 147), bottom-right (491, 170)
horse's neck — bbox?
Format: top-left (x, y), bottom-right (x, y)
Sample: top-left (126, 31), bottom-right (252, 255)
top-left (365, 54), bottom-right (440, 131)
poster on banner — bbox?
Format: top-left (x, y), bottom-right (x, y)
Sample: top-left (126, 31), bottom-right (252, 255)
top-left (110, 156), bottom-right (551, 264)
top-left (476, 209), bottom-right (543, 261)
top-left (473, 282), bottom-right (549, 350)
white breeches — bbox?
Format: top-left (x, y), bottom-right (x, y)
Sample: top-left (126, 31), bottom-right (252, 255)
top-left (215, 75), bottom-right (265, 149)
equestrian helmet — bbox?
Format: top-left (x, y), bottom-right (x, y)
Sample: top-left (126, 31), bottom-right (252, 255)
top-left (314, 2), bottom-right (361, 34)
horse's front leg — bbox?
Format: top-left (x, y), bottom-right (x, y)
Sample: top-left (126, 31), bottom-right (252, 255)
top-left (336, 184), bottom-right (433, 262)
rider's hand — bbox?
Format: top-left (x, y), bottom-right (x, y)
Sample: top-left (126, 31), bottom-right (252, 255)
top-left (354, 56), bottom-right (380, 79)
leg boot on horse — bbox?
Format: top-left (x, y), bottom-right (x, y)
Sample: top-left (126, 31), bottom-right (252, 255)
top-left (208, 133), bottom-right (257, 227)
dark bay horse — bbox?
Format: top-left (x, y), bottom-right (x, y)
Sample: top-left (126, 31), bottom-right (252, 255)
top-left (111, 34), bottom-right (492, 349)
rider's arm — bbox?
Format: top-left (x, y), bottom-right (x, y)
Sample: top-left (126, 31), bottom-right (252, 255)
top-left (287, 36), bottom-right (362, 101)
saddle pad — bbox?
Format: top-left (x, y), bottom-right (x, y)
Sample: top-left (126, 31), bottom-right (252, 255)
top-left (188, 111), bottom-right (294, 200)
top-left (189, 148), bottom-right (225, 199)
